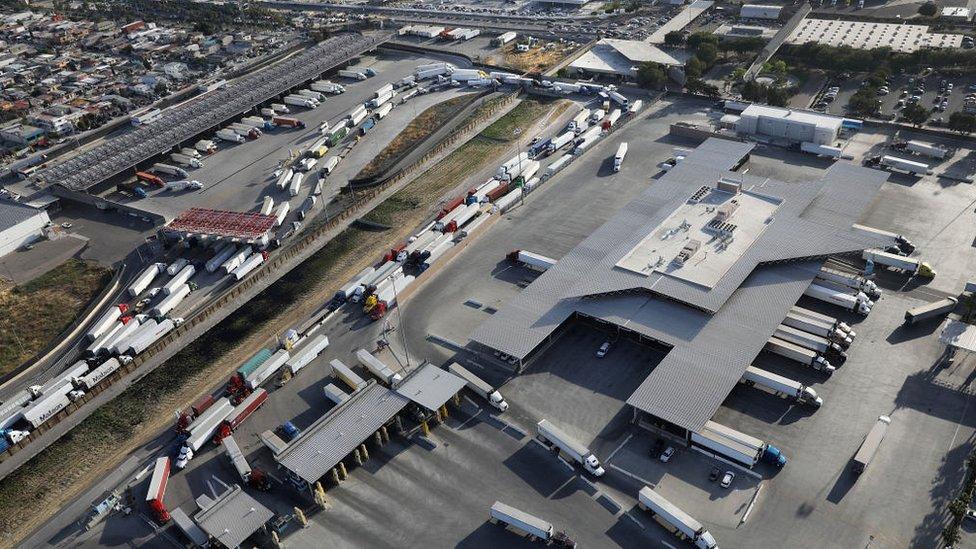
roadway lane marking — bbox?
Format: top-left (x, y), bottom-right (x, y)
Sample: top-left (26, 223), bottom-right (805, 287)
top-left (625, 510), bottom-right (646, 530)
top-left (608, 463), bottom-right (656, 489)
top-left (556, 455), bottom-right (576, 472)
top-left (607, 433), bottom-right (633, 462)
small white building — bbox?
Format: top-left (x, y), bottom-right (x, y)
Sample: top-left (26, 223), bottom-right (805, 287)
top-left (0, 201), bottom-right (50, 258)
top-left (735, 105), bottom-right (843, 145)
top-left (740, 4), bottom-right (782, 19)
top-left (941, 7), bottom-right (971, 21)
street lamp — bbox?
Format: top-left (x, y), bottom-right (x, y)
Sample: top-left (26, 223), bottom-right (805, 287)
top-left (388, 272), bottom-right (409, 372)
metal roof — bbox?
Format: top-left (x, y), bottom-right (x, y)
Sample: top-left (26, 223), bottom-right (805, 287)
top-left (36, 33), bottom-right (389, 192)
top-left (395, 362), bottom-right (467, 411)
top-left (275, 381), bottom-right (409, 484)
top-left (165, 208), bottom-right (277, 240)
top-left (940, 320), bottom-right (976, 352)
top-left (647, 0), bottom-right (715, 44)
top-left (193, 485), bottom-right (273, 549)
top-left (470, 138), bottom-right (892, 432)
top-left (0, 200), bottom-right (45, 232)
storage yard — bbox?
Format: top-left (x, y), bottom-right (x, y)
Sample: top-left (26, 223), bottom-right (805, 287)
top-left (5, 22), bottom-right (976, 549)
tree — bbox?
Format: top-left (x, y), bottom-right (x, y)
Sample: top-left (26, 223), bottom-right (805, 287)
top-left (664, 31), bottom-right (684, 46)
top-left (901, 103), bottom-right (930, 126)
top-left (848, 90), bottom-right (879, 116)
top-left (637, 62), bottom-right (667, 89)
top-left (918, 1), bottom-right (937, 16)
top-left (697, 43), bottom-right (718, 65)
top-left (686, 32), bottom-right (718, 49)
top-left (685, 57), bottom-right (706, 79)
top-left (154, 81), bottom-right (168, 97)
top-left (686, 78), bottom-right (719, 96)
top-left (949, 111), bottom-right (976, 133)
top-left (766, 87), bottom-right (789, 107)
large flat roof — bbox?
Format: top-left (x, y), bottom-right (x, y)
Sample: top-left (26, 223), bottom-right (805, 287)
top-left (647, 0), bottom-right (715, 44)
top-left (193, 485), bottom-right (273, 549)
top-left (471, 138), bottom-right (891, 432)
top-left (787, 18), bottom-right (962, 53)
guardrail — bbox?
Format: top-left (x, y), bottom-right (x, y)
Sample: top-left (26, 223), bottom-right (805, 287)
top-left (0, 88), bottom-right (521, 478)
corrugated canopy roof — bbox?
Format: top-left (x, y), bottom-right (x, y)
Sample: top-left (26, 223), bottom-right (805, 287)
top-left (395, 362), bottom-right (467, 411)
top-left (471, 138), bottom-right (892, 432)
top-left (194, 485), bottom-right (273, 549)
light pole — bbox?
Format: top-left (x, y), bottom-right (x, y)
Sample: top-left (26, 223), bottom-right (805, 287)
top-left (512, 126), bottom-right (526, 206)
top-left (389, 273), bottom-right (409, 372)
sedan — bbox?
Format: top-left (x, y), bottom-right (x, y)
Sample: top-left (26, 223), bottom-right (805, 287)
top-left (596, 341), bottom-right (610, 358)
top-left (721, 471), bottom-right (735, 488)
top-left (660, 446), bottom-right (675, 463)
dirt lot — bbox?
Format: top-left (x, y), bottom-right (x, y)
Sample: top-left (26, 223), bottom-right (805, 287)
top-left (489, 42), bottom-right (577, 73)
top-left (356, 94), bottom-right (478, 180)
top-left (0, 96), bottom-right (567, 547)
top-left (0, 259), bottom-right (111, 377)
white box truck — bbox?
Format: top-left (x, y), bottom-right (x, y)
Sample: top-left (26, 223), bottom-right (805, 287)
top-left (537, 419), bottom-right (605, 476)
top-left (488, 502), bottom-right (574, 546)
top-left (637, 487), bottom-right (718, 549)
top-left (447, 362), bottom-right (508, 411)
top-left (613, 142), bottom-right (628, 172)
top-left (804, 283), bottom-right (873, 315)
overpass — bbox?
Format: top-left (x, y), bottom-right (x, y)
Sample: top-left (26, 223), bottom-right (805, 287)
top-left (36, 32), bottom-right (391, 193)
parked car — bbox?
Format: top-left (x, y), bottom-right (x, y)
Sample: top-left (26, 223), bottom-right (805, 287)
top-left (721, 471), bottom-right (735, 488)
top-left (660, 446), bottom-right (675, 463)
top-left (596, 341), bottom-right (610, 358)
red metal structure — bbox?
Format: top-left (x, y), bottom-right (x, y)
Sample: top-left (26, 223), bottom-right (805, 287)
top-left (165, 208), bottom-right (276, 241)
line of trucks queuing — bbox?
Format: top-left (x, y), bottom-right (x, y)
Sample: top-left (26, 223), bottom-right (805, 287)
top-left (863, 139), bottom-right (953, 176)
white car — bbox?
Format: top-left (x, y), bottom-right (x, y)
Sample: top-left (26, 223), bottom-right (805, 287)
top-left (721, 471), bottom-right (735, 488)
top-left (596, 341), bottom-right (610, 358)
top-left (174, 445), bottom-right (193, 469)
top-left (660, 446), bottom-right (675, 463)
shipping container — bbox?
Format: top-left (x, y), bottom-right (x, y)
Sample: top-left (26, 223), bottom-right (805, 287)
top-left (237, 348), bottom-right (273, 379)
top-left (75, 358), bottom-right (122, 390)
top-left (225, 389), bottom-right (268, 430)
top-left (285, 335), bottom-right (330, 375)
top-left (330, 358), bottom-right (367, 391)
top-left (87, 306), bottom-right (122, 342)
top-left (245, 349), bottom-right (290, 389)
top-left (152, 285), bottom-right (190, 317)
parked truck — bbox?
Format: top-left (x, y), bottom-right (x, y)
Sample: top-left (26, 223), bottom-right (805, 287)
top-left (904, 296), bottom-right (957, 325)
top-left (905, 140), bottom-right (950, 159)
top-left (311, 80), bottom-right (345, 94)
top-left (741, 365), bottom-right (822, 407)
top-left (176, 397), bottom-right (234, 467)
top-left (804, 283), bottom-right (873, 315)
top-left (613, 142), bottom-right (628, 172)
top-left (791, 305), bottom-right (855, 338)
top-left (170, 153), bottom-right (202, 168)
top-left (329, 358), bottom-right (367, 391)
top-left (773, 324), bottom-right (847, 365)
top-left (637, 487), bottom-right (718, 549)
top-left (339, 69), bottom-right (367, 80)
top-left (692, 420), bottom-right (787, 468)
top-left (222, 434), bottom-right (252, 483)
top-left (146, 456), bottom-right (171, 523)
top-left (215, 129), bottom-right (245, 143)
top-left (447, 362), bottom-right (509, 411)
top-left (128, 263), bottom-right (164, 297)
top-left (507, 249), bottom-right (557, 272)
top-left (782, 310), bottom-right (853, 347)
top-left (537, 419), bottom-right (605, 476)
top-left (765, 337), bottom-right (835, 373)
top-left (164, 180), bottom-right (202, 192)
top-left (863, 249), bottom-right (936, 278)
top-left (289, 172), bottom-right (303, 197)
top-left (355, 348), bottom-right (403, 385)
top-left (153, 163), bottom-right (188, 178)
top-left (206, 244), bottom-right (237, 273)
top-left (488, 502), bottom-right (575, 547)
top-left (816, 265), bottom-right (881, 300)
top-left (879, 155), bottom-right (932, 175)
top-left (285, 335), bottom-right (329, 376)
top-left (852, 415), bottom-right (891, 474)
top-left (136, 171), bottom-right (165, 187)
top-left (272, 116), bottom-right (306, 129)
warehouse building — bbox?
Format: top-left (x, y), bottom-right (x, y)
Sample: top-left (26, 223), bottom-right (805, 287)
top-left (569, 39), bottom-right (689, 83)
top-left (471, 139), bottom-right (893, 440)
top-left (0, 200), bottom-right (51, 258)
top-left (787, 18), bottom-right (962, 53)
top-left (733, 104), bottom-right (844, 146)
top-left (739, 4), bottom-right (782, 19)
top-left (647, 0), bottom-right (714, 44)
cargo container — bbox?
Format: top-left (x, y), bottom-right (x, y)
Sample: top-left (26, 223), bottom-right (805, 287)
top-left (537, 419), bottom-right (605, 476)
top-left (355, 348), bottom-right (403, 385)
top-left (236, 349), bottom-right (273, 381)
top-left (23, 389), bottom-right (71, 429)
top-left (136, 171), bottom-right (165, 187)
top-left (164, 264), bottom-right (195, 295)
top-left (222, 434), bottom-right (252, 482)
top-left (605, 108), bottom-right (622, 128)
top-left (637, 487), bottom-right (718, 549)
top-left (245, 349), bottom-right (290, 389)
top-left (171, 508), bottom-right (208, 547)
top-left (741, 365), bottom-right (822, 407)
top-left (375, 102), bottom-right (393, 119)
top-left (323, 383), bottom-right (350, 405)
top-left (273, 116), bottom-right (305, 129)
top-left (87, 306), bottom-right (122, 342)
top-left (260, 429), bottom-right (289, 455)
top-left (330, 358), bottom-right (367, 391)
top-left (905, 140), bottom-right (949, 159)
top-left (289, 172), bottom-right (303, 197)
top-left (692, 420), bottom-right (786, 467)
top-left (127, 318), bottom-right (176, 354)
top-left (448, 362), bottom-right (508, 411)
top-left (629, 99), bottom-right (643, 114)
top-left (276, 168), bottom-right (293, 190)
top-left (285, 335), bottom-right (329, 375)
top-left (853, 415), bottom-right (891, 474)
top-left (545, 154), bottom-right (573, 177)
top-left (231, 252), bottom-right (264, 281)
top-left (904, 296), bottom-right (957, 325)
top-left (613, 142), bottom-right (628, 172)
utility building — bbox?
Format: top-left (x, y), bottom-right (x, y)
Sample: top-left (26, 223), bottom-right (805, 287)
top-left (734, 105), bottom-right (844, 146)
top-left (0, 200), bottom-right (50, 258)
top-left (471, 139), bottom-right (895, 441)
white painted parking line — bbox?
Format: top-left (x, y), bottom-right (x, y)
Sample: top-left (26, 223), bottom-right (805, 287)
top-left (455, 409), bottom-right (482, 430)
top-left (609, 463), bottom-right (656, 488)
top-left (552, 475), bottom-right (577, 496)
top-left (740, 482), bottom-right (764, 525)
top-left (690, 446), bottom-right (763, 480)
top-left (661, 541), bottom-right (677, 549)
top-left (624, 511), bottom-right (646, 530)
top-left (502, 421), bottom-right (526, 438)
top-left (556, 455), bottom-right (576, 472)
top-left (607, 433), bottom-right (633, 462)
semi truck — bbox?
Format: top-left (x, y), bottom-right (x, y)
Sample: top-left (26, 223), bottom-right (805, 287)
top-left (170, 153), bottom-right (202, 168)
top-left (176, 397), bottom-right (234, 467)
top-left (329, 358), bottom-right (367, 391)
top-left (284, 95), bottom-right (316, 109)
top-left (863, 249), bottom-right (936, 278)
top-left (87, 306), bottom-right (122, 342)
top-left (375, 102), bottom-right (393, 119)
top-left (817, 266), bottom-right (881, 300)
top-left (231, 252), bottom-right (264, 281)
top-left (222, 434), bottom-right (252, 483)
top-left (170, 508), bottom-right (208, 547)
top-left (492, 31), bottom-right (517, 45)
top-left (447, 362), bottom-right (508, 411)
top-left (245, 349), bottom-right (289, 390)
top-left (354, 348), bottom-right (404, 385)
top-left (215, 129), bottom-right (245, 143)
top-left (276, 168), bottom-right (293, 190)
top-left (782, 310), bottom-right (853, 347)
top-left (791, 305), bottom-right (855, 338)
top-left (905, 140), bottom-right (950, 159)
top-left (320, 155), bottom-right (340, 175)
top-left (261, 196), bottom-right (275, 216)
top-left (613, 142), bottom-right (628, 172)
top-left (153, 163), bottom-right (188, 178)
top-left (773, 324), bottom-right (847, 365)
top-left (637, 487), bottom-right (718, 549)
top-left (339, 69), bottom-right (367, 80)
top-left (311, 80), bottom-right (345, 94)
top-left (194, 140), bottom-right (217, 154)
top-left (272, 116), bottom-right (306, 129)
top-left (765, 337), bottom-right (835, 373)
top-left (220, 246), bottom-right (252, 274)
top-left (136, 171), bottom-right (165, 187)
top-left (692, 420), bottom-right (787, 468)
top-left (741, 365), bottom-right (822, 407)
top-left (879, 155), bottom-right (932, 175)
top-left (852, 415), bottom-right (891, 474)
top-left (332, 266), bottom-right (376, 305)
top-left (507, 249), bottom-right (557, 272)
top-left (537, 419), bottom-right (605, 476)
top-left (297, 89), bottom-right (325, 102)
top-left (164, 180), bottom-right (202, 192)
top-left (75, 358), bottom-right (124, 391)
top-left (548, 132), bottom-right (575, 154)
top-left (146, 457), bottom-right (171, 523)
top-left (289, 172), bottom-right (303, 197)
top-left (488, 502), bottom-right (575, 547)
top-left (270, 103), bottom-right (289, 113)
top-left (904, 296), bottom-right (957, 325)
top-left (128, 263), bottom-right (164, 296)
top-left (804, 283), bottom-right (873, 315)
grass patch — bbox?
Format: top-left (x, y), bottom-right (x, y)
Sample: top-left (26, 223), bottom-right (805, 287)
top-left (355, 94), bottom-right (478, 180)
top-left (0, 260), bottom-right (112, 377)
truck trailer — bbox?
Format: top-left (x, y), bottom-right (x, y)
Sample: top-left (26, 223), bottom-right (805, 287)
top-left (447, 362), bottom-right (508, 411)
top-left (863, 249), bottom-right (935, 278)
top-left (852, 415), bottom-right (891, 474)
top-left (904, 296), bottom-right (957, 325)
top-left (816, 265), bottom-right (881, 300)
top-left (355, 349), bottom-right (403, 386)
top-left (488, 502), bottom-right (574, 546)
top-left (773, 324), bottom-right (848, 365)
top-left (782, 310), bottom-right (853, 347)
top-left (613, 142), bottom-right (628, 172)
top-left (329, 358), bottom-right (367, 391)
top-left (791, 306), bottom-right (854, 338)
top-left (804, 283), bottom-right (873, 315)
top-left (880, 155), bottom-right (932, 175)
top-left (741, 365), bottom-right (822, 407)
top-left (692, 420), bottom-right (787, 467)
top-left (765, 337), bottom-right (835, 373)
top-left (637, 487), bottom-right (718, 549)
top-left (285, 335), bottom-right (329, 375)
top-left (537, 419), bottom-right (605, 476)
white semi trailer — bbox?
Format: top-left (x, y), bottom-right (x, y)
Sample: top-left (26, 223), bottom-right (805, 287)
top-left (537, 419), bottom-right (605, 476)
top-left (782, 310), bottom-right (853, 347)
top-left (804, 283), bottom-right (873, 315)
top-left (790, 306), bottom-right (855, 338)
top-left (863, 249), bottom-right (936, 278)
top-left (447, 362), bottom-right (509, 411)
top-left (816, 265), bottom-right (881, 300)
top-left (773, 324), bottom-right (848, 365)
top-left (765, 337), bottom-right (835, 373)
top-left (741, 365), bottom-right (822, 407)
top-left (637, 487), bottom-right (718, 549)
